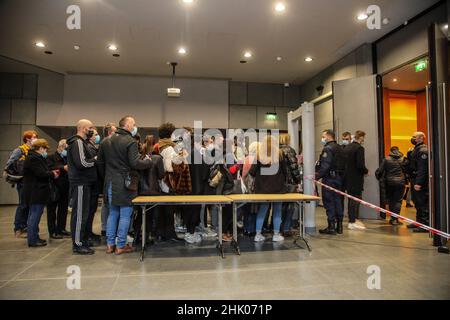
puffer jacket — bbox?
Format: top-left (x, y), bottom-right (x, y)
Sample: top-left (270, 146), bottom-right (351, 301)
top-left (376, 149), bottom-right (406, 187)
top-left (280, 144), bottom-right (301, 184)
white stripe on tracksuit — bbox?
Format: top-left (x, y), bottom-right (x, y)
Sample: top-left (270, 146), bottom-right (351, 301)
top-left (77, 139), bottom-right (94, 168)
top-left (75, 185), bottom-right (83, 246)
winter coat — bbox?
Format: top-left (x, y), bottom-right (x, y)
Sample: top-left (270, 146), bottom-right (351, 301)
top-left (97, 128), bottom-right (152, 206)
top-left (188, 144), bottom-right (210, 195)
top-left (23, 150), bottom-right (55, 205)
top-left (46, 151), bottom-right (69, 194)
top-left (376, 150), bottom-right (406, 187)
top-left (343, 141), bottom-right (368, 193)
top-left (280, 144), bottom-right (301, 185)
top-left (139, 154), bottom-right (165, 196)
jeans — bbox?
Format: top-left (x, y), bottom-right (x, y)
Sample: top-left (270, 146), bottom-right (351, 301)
top-left (210, 205), bottom-right (218, 229)
top-left (14, 183), bottom-right (29, 232)
top-left (106, 184), bottom-right (133, 248)
top-left (256, 202), bottom-right (282, 233)
top-left (27, 204), bottom-right (45, 245)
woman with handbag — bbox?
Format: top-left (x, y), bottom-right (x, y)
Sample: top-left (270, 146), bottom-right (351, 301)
top-left (249, 135), bottom-right (288, 242)
top-left (23, 139), bottom-right (60, 247)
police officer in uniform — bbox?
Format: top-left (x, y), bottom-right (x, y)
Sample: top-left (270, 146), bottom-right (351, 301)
top-left (315, 129), bottom-right (345, 235)
top-left (407, 132), bottom-right (429, 233)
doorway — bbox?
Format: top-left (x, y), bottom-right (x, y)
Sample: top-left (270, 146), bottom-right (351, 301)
top-left (381, 57), bottom-right (430, 157)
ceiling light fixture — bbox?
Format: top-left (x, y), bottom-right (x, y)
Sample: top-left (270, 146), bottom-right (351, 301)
top-left (35, 42), bottom-right (45, 48)
top-left (305, 57), bottom-right (313, 62)
top-left (74, 45), bottom-right (80, 50)
top-left (274, 2), bottom-right (286, 12)
top-left (357, 13), bottom-right (368, 21)
top-left (178, 47), bottom-right (187, 55)
top-left (444, 24), bottom-right (448, 30)
top-left (244, 51), bottom-right (252, 58)
top-left (183, 0), bottom-right (194, 3)
top-left (276, 56), bottom-right (283, 61)
top-left (108, 44), bottom-right (118, 51)
top-left (393, 78), bottom-right (398, 82)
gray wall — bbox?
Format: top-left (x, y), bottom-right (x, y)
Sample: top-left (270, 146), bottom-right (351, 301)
top-left (376, 3), bottom-right (447, 74)
top-left (229, 82), bottom-right (300, 129)
top-left (39, 74), bottom-right (229, 129)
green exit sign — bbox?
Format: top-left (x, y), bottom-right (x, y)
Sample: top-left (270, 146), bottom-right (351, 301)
top-left (415, 60), bottom-right (427, 72)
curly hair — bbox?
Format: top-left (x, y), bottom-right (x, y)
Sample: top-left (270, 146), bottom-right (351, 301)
top-left (158, 122), bottom-right (176, 139)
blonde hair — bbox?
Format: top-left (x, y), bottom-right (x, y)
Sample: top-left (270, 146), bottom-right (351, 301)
top-left (257, 135), bottom-right (280, 165)
top-left (32, 139), bottom-right (50, 150)
top-left (279, 133), bottom-right (291, 146)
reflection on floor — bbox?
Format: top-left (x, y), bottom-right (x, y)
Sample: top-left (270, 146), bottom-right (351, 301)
top-left (0, 203), bottom-right (449, 300)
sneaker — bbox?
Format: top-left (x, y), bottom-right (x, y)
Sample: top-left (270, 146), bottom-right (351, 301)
top-left (193, 232), bottom-right (202, 243)
top-left (184, 233), bottom-right (197, 244)
top-left (272, 233), bottom-right (285, 242)
top-left (15, 230), bottom-right (27, 239)
top-left (254, 233), bottom-right (265, 242)
top-left (203, 227), bottom-right (218, 238)
top-left (348, 223), bottom-right (357, 230)
top-left (355, 220), bottom-right (366, 228)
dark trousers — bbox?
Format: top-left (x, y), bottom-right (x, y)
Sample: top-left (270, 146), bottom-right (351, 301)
top-left (222, 205), bottom-right (233, 234)
top-left (347, 190), bottom-right (362, 223)
top-left (47, 187), bottom-right (69, 235)
top-left (71, 184), bottom-right (96, 248)
top-left (281, 202), bottom-right (295, 232)
top-left (182, 205), bottom-right (201, 234)
top-left (155, 205), bottom-right (177, 239)
top-left (133, 206), bottom-right (156, 240)
top-left (386, 184), bottom-right (405, 220)
top-left (322, 178), bottom-right (343, 221)
top-left (86, 190), bottom-right (99, 236)
top-left (242, 204), bottom-right (256, 233)
top-left (412, 188), bottom-right (429, 225)
top-left (27, 204), bottom-right (45, 245)
top-left (14, 182), bottom-right (29, 232)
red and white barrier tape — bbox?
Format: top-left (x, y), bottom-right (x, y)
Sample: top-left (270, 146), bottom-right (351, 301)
top-left (306, 176), bottom-right (450, 239)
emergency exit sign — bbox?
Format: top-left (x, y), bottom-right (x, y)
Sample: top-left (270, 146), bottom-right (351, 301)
top-left (415, 60), bottom-right (427, 72)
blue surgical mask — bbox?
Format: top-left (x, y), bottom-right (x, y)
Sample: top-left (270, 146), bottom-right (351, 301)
top-left (341, 140), bottom-right (349, 146)
top-left (60, 150), bottom-right (67, 157)
top-left (131, 126), bottom-right (138, 137)
top-left (321, 138), bottom-right (327, 145)
top-left (41, 152), bottom-right (48, 159)
top-left (94, 135), bottom-right (101, 144)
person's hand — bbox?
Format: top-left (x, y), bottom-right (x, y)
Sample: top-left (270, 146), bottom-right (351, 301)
top-left (94, 156), bottom-right (98, 161)
top-left (181, 149), bottom-right (188, 158)
top-left (414, 184), bottom-right (422, 191)
top-left (52, 170), bottom-right (60, 178)
top-left (63, 165), bottom-right (68, 172)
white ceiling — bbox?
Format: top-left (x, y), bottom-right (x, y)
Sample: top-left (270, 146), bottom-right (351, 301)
top-left (0, 0), bottom-right (440, 84)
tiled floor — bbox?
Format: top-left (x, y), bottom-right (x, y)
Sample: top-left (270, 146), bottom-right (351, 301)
top-left (0, 204), bottom-right (449, 300)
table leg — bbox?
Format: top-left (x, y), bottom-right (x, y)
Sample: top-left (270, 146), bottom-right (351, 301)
top-left (140, 205), bottom-right (146, 262)
top-left (231, 202), bottom-right (241, 255)
top-left (217, 205), bottom-right (225, 258)
top-left (294, 201), bottom-right (312, 252)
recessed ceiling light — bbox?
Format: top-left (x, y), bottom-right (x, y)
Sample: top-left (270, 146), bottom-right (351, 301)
top-left (183, 0), bottom-right (194, 3)
top-left (35, 42), bottom-right (45, 48)
top-left (108, 44), bottom-right (118, 51)
top-left (357, 13), bottom-right (368, 21)
top-left (74, 45), bottom-right (80, 50)
top-left (178, 47), bottom-right (187, 55)
top-left (444, 24), bottom-right (448, 30)
top-left (244, 51), bottom-right (252, 58)
top-left (275, 2), bottom-right (286, 12)
top-left (305, 57), bottom-right (313, 62)
top-left (393, 78), bottom-right (398, 82)
top-left (276, 56), bottom-right (283, 61)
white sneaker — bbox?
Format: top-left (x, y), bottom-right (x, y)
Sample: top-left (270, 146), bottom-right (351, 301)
top-left (272, 233), bottom-right (285, 242)
top-left (348, 222), bottom-right (366, 230)
top-left (184, 233), bottom-right (196, 244)
top-left (193, 232), bottom-right (202, 243)
top-left (254, 233), bottom-right (265, 242)
top-left (201, 227), bottom-right (218, 238)
top-left (355, 220), bottom-right (367, 229)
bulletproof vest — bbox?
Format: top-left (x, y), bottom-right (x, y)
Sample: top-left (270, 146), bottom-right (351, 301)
top-left (329, 142), bottom-right (345, 172)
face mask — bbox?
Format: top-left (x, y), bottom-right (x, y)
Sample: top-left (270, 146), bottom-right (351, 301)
top-left (411, 137), bottom-right (417, 145)
top-left (86, 129), bottom-right (94, 139)
top-left (321, 138), bottom-right (327, 145)
top-left (341, 140), bottom-right (349, 146)
top-left (41, 152), bottom-right (48, 159)
top-left (131, 126), bottom-right (138, 137)
top-left (94, 135), bottom-right (101, 144)
top-left (60, 150), bottom-right (67, 158)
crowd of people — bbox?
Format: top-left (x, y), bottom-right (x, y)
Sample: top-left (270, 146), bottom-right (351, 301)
top-left (3, 117), bottom-right (430, 255)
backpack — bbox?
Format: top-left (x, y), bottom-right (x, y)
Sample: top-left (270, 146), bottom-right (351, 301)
top-left (4, 148), bottom-right (26, 185)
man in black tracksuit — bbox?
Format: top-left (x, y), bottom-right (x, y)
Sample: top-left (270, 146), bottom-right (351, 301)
top-left (67, 119), bottom-right (98, 255)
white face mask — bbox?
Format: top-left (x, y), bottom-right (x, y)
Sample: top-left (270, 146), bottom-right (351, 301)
top-left (341, 140), bottom-right (350, 146)
top-left (321, 138), bottom-right (327, 145)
